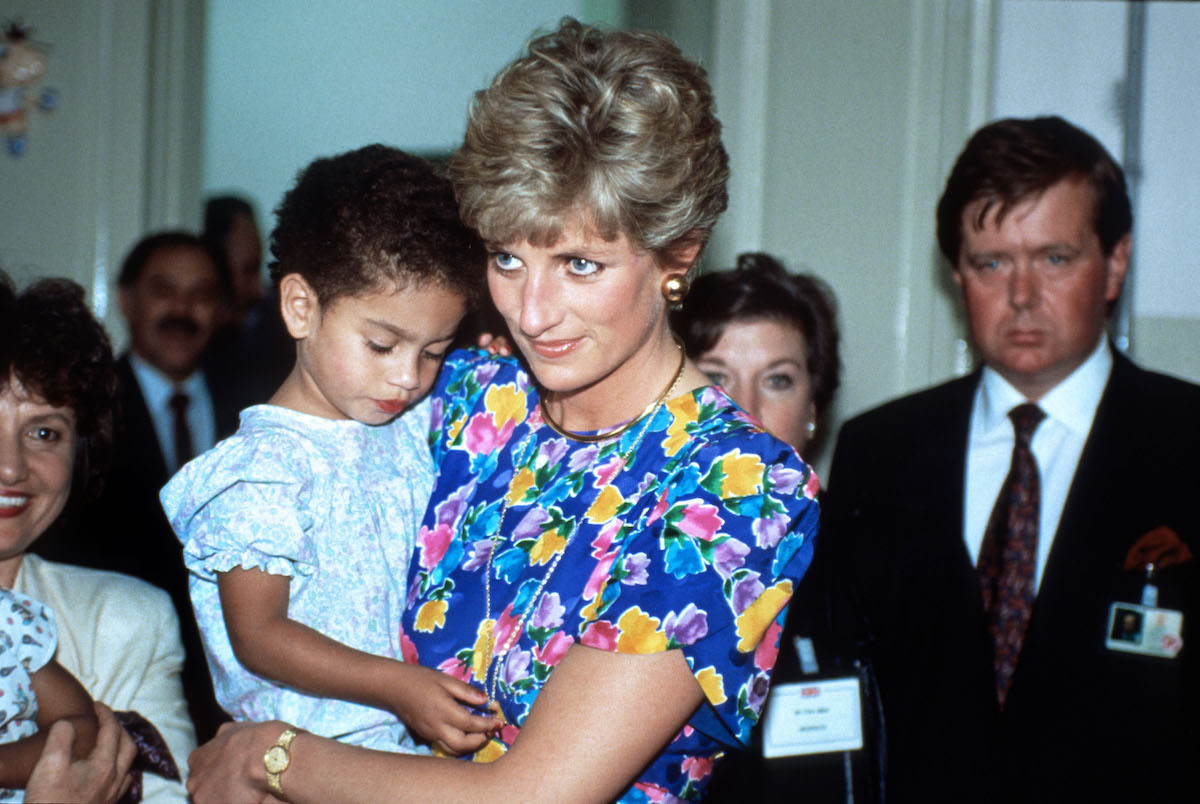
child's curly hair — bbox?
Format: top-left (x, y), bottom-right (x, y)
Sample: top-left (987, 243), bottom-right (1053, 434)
top-left (268, 145), bottom-right (486, 307)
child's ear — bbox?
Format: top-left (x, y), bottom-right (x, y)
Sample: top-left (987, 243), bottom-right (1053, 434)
top-left (279, 274), bottom-right (319, 338)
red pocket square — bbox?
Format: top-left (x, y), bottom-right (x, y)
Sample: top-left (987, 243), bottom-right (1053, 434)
top-left (1123, 526), bottom-right (1194, 571)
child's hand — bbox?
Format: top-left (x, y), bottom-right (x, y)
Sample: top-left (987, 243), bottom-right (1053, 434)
top-left (387, 664), bottom-right (500, 756)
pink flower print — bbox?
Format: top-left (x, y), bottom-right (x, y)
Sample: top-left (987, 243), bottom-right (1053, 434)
top-left (681, 755), bottom-right (715, 782)
top-left (677, 501), bottom-right (723, 542)
top-left (754, 619), bottom-right (781, 671)
top-left (753, 511), bottom-right (789, 550)
top-left (567, 443), bottom-right (600, 472)
top-left (499, 720), bottom-right (520, 746)
top-left (593, 454), bottom-right (626, 487)
top-left (663, 603), bottom-right (709, 646)
top-left (512, 506), bottom-right (551, 543)
top-left (583, 549), bottom-right (619, 600)
top-left (463, 539), bottom-right (495, 572)
top-left (399, 630), bottom-right (419, 664)
top-left (589, 519), bottom-right (622, 559)
top-left (768, 463), bottom-right (803, 495)
top-left (463, 411), bottom-right (516, 454)
top-left (632, 782), bottom-right (669, 803)
top-left (418, 523), bottom-right (453, 570)
top-left (533, 630), bottom-right (574, 667)
top-left (580, 620), bottom-right (619, 650)
top-left (731, 571), bottom-right (766, 615)
top-left (805, 470), bottom-right (821, 499)
top-left (620, 552), bottom-right (651, 586)
top-left (646, 490), bottom-right (670, 527)
top-left (712, 537), bottom-right (750, 579)
top-left (529, 592), bottom-right (565, 631)
top-left (493, 604), bottom-right (521, 651)
top-left (437, 655), bottom-right (473, 682)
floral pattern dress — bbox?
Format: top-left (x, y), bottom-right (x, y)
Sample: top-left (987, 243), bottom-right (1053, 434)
top-left (402, 350), bottom-right (819, 801)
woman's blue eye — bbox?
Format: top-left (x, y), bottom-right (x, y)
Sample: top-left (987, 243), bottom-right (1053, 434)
top-left (764, 373), bottom-right (796, 391)
top-left (567, 258), bottom-right (600, 276)
top-left (30, 426), bottom-right (61, 442)
top-left (704, 371), bottom-right (726, 386)
top-left (491, 252), bottom-right (522, 271)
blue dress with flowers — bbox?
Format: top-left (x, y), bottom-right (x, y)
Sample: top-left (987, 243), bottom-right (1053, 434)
top-left (402, 350), bottom-right (818, 801)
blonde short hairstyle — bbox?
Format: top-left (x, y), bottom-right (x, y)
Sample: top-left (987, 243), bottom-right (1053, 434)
top-left (450, 17), bottom-right (728, 266)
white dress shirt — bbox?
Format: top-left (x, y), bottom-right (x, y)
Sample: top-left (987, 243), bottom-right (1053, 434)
top-left (128, 354), bottom-right (216, 473)
top-left (963, 337), bottom-right (1112, 592)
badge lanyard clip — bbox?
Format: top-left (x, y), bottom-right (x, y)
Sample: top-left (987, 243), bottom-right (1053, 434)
top-left (1141, 563), bottom-right (1158, 607)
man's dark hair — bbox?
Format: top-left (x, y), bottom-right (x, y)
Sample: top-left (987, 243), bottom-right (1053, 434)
top-left (117, 230), bottom-right (221, 289)
top-left (936, 115), bottom-right (1132, 263)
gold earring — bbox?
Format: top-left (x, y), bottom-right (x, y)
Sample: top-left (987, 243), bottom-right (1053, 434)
top-left (662, 274), bottom-right (690, 308)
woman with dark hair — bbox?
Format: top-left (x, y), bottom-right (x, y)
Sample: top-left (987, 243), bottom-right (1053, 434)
top-left (0, 272), bottom-right (195, 802)
top-left (674, 252), bottom-right (840, 455)
top-left (187, 18), bottom-right (817, 803)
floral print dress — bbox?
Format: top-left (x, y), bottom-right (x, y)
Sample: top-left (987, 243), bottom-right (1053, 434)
top-left (0, 588), bottom-right (56, 803)
top-left (403, 351), bottom-right (819, 801)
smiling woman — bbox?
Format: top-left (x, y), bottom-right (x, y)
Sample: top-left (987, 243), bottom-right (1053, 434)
top-left (0, 271), bottom-right (195, 801)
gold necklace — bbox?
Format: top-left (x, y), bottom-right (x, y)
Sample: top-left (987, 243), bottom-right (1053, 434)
top-left (538, 340), bottom-right (687, 442)
top-left (481, 343), bottom-right (687, 709)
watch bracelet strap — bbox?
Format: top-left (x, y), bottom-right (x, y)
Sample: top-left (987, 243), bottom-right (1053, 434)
top-left (265, 727), bottom-right (299, 797)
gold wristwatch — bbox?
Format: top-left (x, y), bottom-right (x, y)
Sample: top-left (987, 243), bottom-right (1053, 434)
top-left (263, 727), bottom-right (299, 796)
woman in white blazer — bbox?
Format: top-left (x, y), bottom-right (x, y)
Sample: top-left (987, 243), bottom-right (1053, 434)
top-left (1, 273), bottom-right (195, 802)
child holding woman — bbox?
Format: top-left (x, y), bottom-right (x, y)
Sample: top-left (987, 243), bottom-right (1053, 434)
top-left (161, 145), bottom-right (498, 757)
top-left (0, 588), bottom-right (98, 801)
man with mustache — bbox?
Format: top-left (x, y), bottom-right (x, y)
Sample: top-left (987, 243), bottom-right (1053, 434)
top-left (826, 117), bottom-right (1200, 802)
top-left (37, 231), bottom-right (242, 743)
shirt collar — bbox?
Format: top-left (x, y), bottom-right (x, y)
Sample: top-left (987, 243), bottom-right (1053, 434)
top-left (978, 336), bottom-right (1112, 438)
top-left (128, 353), bottom-right (202, 408)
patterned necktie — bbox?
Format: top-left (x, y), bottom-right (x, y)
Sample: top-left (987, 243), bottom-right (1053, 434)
top-left (168, 390), bottom-right (193, 470)
top-left (977, 402), bottom-right (1045, 709)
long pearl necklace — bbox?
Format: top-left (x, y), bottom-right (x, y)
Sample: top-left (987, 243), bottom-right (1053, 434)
top-left (481, 344), bottom-right (687, 709)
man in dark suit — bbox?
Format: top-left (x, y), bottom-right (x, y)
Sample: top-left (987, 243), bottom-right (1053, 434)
top-left (38, 231), bottom-right (244, 740)
top-left (827, 117), bottom-right (1200, 802)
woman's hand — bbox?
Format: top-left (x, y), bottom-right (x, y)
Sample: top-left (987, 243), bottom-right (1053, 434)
top-left (384, 664), bottom-right (499, 756)
top-left (25, 702), bottom-right (135, 804)
top-left (476, 332), bottom-right (513, 356)
top-left (188, 720), bottom-right (286, 804)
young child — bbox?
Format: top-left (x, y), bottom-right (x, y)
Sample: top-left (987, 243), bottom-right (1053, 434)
top-left (0, 588), bottom-right (98, 802)
top-left (161, 145), bottom-right (497, 755)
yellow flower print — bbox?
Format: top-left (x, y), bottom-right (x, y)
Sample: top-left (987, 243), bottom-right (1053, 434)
top-left (485, 384), bottom-right (527, 431)
top-left (735, 580), bottom-right (794, 653)
top-left (529, 527), bottom-right (568, 565)
top-left (616, 607), bottom-right (669, 653)
top-left (695, 666), bottom-right (727, 706)
top-left (471, 619), bottom-right (494, 682)
top-left (415, 599), bottom-right (448, 633)
top-left (473, 739), bottom-right (507, 764)
top-left (663, 394), bottom-right (699, 456)
top-left (720, 451), bottom-right (765, 498)
top-left (448, 415), bottom-right (465, 443)
top-left (506, 468), bottom-right (535, 505)
top-left (585, 485), bottom-right (624, 523)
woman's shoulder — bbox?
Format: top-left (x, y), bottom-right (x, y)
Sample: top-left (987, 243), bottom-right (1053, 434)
top-left (435, 348), bottom-right (529, 403)
top-left (673, 386), bottom-right (809, 468)
top-left (17, 554), bottom-right (175, 618)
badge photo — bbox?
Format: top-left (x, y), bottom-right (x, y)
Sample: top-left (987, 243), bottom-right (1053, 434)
top-left (1105, 601), bottom-right (1183, 659)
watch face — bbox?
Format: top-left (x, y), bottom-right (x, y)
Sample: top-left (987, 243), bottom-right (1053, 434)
top-left (265, 745), bottom-right (290, 774)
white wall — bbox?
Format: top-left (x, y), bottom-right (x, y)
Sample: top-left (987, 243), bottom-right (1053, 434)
top-left (202, 0), bottom-right (604, 232)
top-left (992, 0), bottom-right (1200, 384)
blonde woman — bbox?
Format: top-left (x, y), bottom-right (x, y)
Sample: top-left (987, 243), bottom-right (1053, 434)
top-left (188, 19), bottom-right (818, 802)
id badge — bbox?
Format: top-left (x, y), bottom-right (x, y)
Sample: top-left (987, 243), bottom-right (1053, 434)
top-left (761, 676), bottom-right (863, 758)
top-left (1106, 601), bottom-right (1183, 658)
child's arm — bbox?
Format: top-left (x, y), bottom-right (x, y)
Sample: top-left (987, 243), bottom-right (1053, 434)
top-left (218, 567), bottom-right (499, 754)
top-left (0, 659), bottom-right (100, 789)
